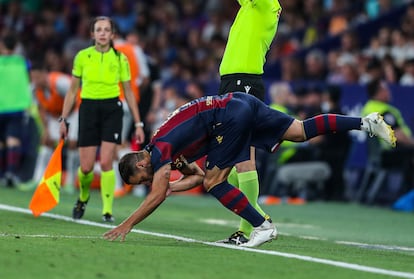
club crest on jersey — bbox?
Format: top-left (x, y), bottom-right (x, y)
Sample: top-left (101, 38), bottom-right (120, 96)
top-left (206, 96), bottom-right (213, 106)
top-left (114, 133), bottom-right (119, 140)
top-left (216, 135), bottom-right (223, 144)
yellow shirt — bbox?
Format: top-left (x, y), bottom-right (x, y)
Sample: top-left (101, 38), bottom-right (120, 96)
top-left (219, 0), bottom-right (282, 75)
top-left (72, 46), bottom-right (131, 99)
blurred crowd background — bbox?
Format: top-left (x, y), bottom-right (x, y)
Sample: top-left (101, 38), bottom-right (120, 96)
top-left (1, 0), bottom-right (414, 207)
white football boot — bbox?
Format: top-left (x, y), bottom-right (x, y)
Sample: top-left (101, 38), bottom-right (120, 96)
top-left (240, 220), bottom-right (277, 247)
top-left (361, 112), bottom-right (396, 147)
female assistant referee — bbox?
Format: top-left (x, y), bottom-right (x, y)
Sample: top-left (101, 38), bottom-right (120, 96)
top-left (59, 16), bottom-right (145, 222)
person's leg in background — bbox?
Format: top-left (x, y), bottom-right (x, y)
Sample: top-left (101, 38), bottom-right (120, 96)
top-left (4, 114), bottom-right (25, 187)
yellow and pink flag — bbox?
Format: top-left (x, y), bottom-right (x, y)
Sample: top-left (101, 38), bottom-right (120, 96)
top-left (29, 139), bottom-right (64, 217)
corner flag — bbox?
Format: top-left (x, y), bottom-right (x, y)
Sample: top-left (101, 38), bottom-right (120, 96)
top-left (29, 139), bottom-right (64, 217)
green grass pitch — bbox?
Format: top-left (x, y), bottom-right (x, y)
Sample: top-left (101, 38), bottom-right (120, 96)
top-left (0, 187), bottom-right (413, 279)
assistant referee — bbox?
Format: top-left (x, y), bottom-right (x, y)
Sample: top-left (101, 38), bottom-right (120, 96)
top-left (59, 16), bottom-right (145, 222)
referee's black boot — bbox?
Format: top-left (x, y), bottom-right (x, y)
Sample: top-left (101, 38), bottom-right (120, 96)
top-left (72, 198), bottom-right (88, 219)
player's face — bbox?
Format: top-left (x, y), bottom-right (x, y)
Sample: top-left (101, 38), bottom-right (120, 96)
top-left (128, 166), bottom-right (153, 186)
top-left (92, 19), bottom-right (114, 47)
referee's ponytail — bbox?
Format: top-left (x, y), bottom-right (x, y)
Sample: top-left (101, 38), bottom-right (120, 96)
top-left (90, 16), bottom-right (120, 57)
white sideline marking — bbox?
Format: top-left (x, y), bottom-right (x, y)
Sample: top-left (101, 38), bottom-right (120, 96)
top-left (336, 241), bottom-right (414, 252)
top-left (201, 218), bottom-right (414, 251)
top-left (1, 204), bottom-right (414, 279)
top-left (0, 233), bottom-right (99, 239)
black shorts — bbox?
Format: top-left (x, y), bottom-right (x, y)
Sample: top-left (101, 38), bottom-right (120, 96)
top-left (78, 98), bottom-right (123, 147)
top-left (0, 112), bottom-right (25, 141)
top-left (218, 73), bottom-right (265, 101)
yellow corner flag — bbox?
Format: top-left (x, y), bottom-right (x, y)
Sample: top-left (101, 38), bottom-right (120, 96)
top-left (29, 139), bottom-right (64, 217)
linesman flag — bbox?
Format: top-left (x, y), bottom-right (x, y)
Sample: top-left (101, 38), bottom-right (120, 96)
top-left (29, 139), bottom-right (64, 217)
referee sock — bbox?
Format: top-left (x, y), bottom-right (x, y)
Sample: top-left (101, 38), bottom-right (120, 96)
top-left (303, 114), bottom-right (361, 139)
top-left (227, 167), bottom-right (239, 188)
top-left (101, 169), bottom-right (116, 215)
top-left (237, 171), bottom-right (267, 237)
top-left (78, 168), bottom-right (94, 202)
top-left (209, 181), bottom-right (265, 227)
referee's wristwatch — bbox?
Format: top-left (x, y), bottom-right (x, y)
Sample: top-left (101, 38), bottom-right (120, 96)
top-left (135, 121), bottom-right (144, 128)
top-left (58, 116), bottom-right (70, 128)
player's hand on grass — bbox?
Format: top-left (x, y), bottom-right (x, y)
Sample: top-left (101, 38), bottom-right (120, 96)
top-left (103, 222), bottom-right (133, 241)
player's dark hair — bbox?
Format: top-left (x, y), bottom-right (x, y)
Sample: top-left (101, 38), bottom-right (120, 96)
top-left (366, 79), bottom-right (381, 99)
top-left (90, 16), bottom-right (120, 56)
top-left (118, 151), bottom-right (146, 184)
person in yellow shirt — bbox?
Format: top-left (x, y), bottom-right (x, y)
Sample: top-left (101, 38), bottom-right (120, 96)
top-left (217, 0), bottom-right (283, 245)
top-left (59, 16), bottom-right (145, 222)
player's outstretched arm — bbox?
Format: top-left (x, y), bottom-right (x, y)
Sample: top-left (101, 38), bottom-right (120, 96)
top-left (103, 164), bottom-right (171, 241)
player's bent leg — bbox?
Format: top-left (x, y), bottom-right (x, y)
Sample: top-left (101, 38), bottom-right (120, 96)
top-left (205, 167), bottom-right (277, 247)
top-left (216, 167), bottom-right (248, 245)
top-left (282, 119), bottom-right (307, 142)
top-left (282, 114), bottom-right (395, 147)
top-left (236, 148), bottom-right (268, 232)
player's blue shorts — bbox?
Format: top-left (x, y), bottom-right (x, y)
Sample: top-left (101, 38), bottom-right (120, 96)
top-left (205, 93), bottom-right (294, 170)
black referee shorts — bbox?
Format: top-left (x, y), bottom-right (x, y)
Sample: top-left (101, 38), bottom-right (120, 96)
top-left (78, 97), bottom-right (123, 147)
top-left (218, 73), bottom-right (265, 101)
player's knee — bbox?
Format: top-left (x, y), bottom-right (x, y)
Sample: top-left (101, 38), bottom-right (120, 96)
top-left (6, 136), bottom-right (21, 147)
top-left (283, 119), bottom-right (306, 142)
top-left (100, 160), bottom-right (113, 172)
top-left (235, 160), bottom-right (256, 172)
top-left (79, 166), bottom-right (93, 174)
top-left (203, 176), bottom-right (225, 192)
top-left (202, 178), bottom-right (214, 191)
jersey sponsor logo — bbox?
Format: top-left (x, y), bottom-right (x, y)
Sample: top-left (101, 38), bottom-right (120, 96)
top-left (216, 135), bottom-right (223, 144)
top-left (244, 85), bottom-right (251, 94)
